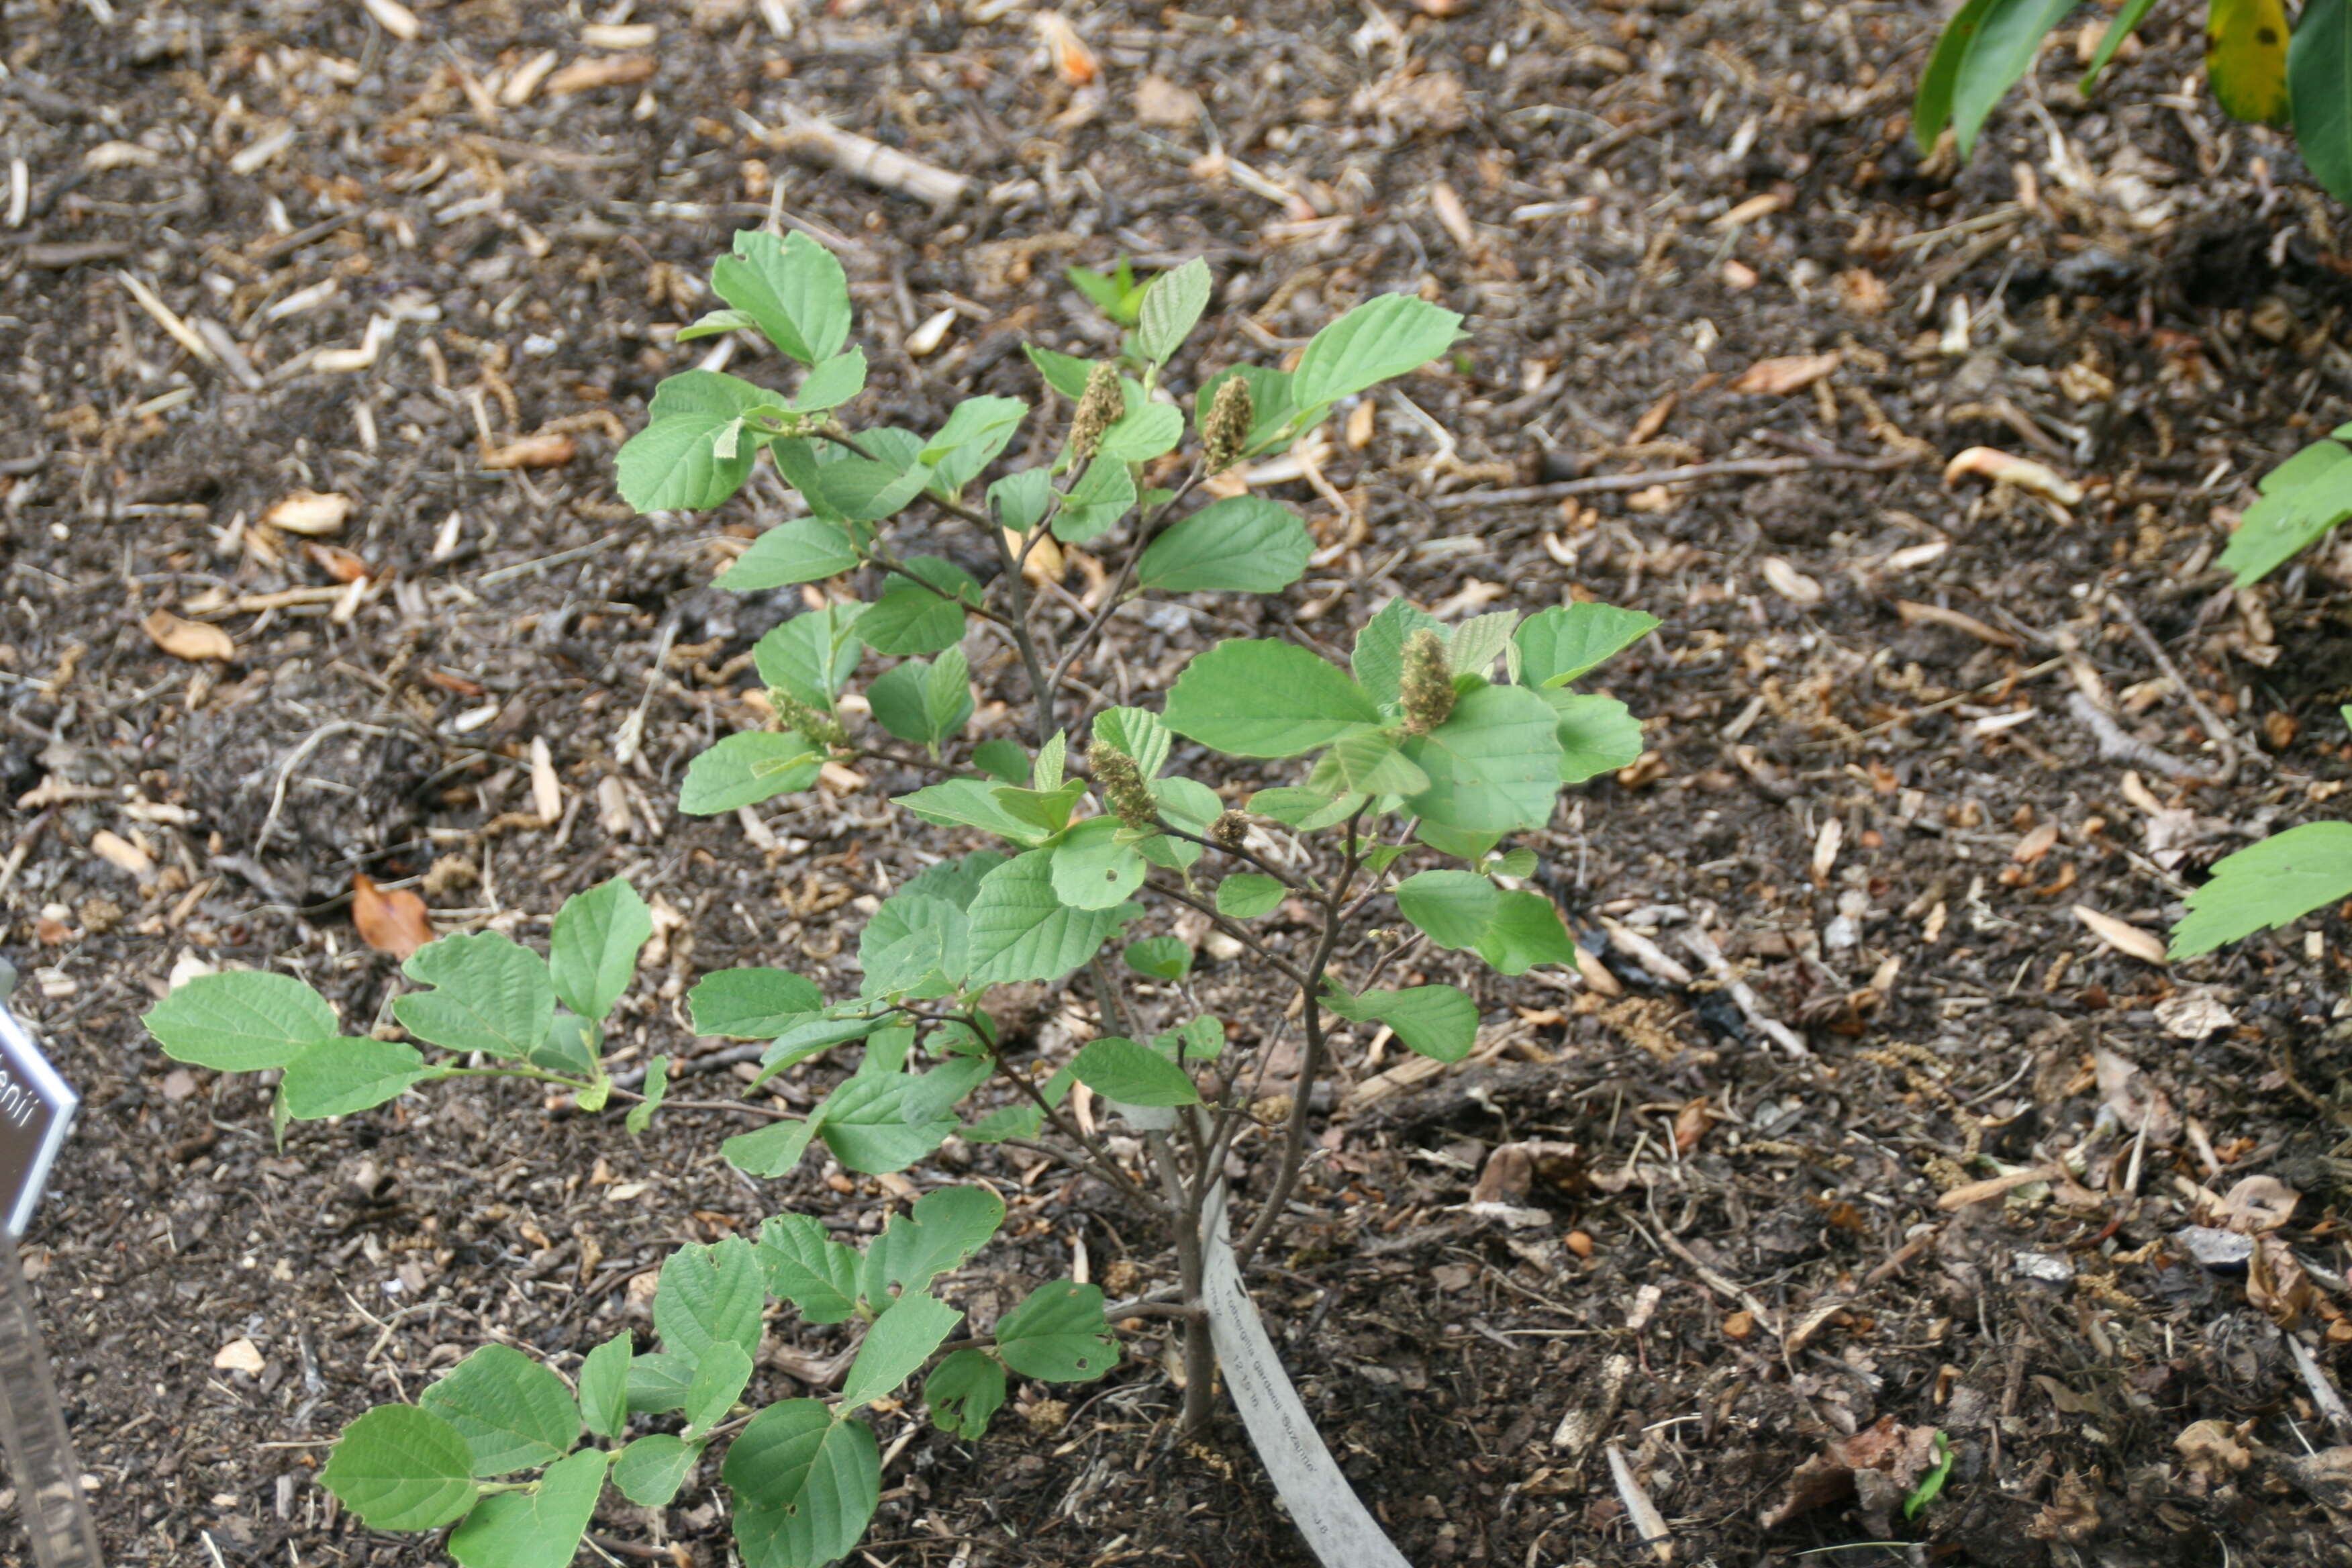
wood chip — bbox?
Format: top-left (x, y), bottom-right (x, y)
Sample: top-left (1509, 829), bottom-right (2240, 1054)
top-left (530, 736), bottom-right (562, 824)
top-left (2073, 903), bottom-right (2167, 965)
top-left (580, 21), bottom-right (657, 48)
top-left (1728, 351), bottom-right (1839, 395)
top-left (1942, 445), bottom-right (2083, 505)
top-left (1035, 11), bottom-right (1097, 85)
top-left (352, 874), bottom-right (434, 960)
top-left (1894, 599), bottom-right (2019, 648)
top-left (89, 830), bottom-right (155, 882)
top-left (142, 609), bottom-right (234, 663)
top-left (264, 489), bottom-right (352, 535)
top-left (483, 433), bottom-right (577, 469)
top-left (1760, 556), bottom-right (1823, 605)
top-left (1430, 181), bottom-right (1476, 251)
top-left (213, 1338), bottom-right (267, 1375)
top-left (545, 54), bottom-right (656, 95)
top-left (356, 0), bottom-right (422, 41)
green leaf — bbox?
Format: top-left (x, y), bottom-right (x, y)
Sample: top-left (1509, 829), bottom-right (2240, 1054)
top-left (683, 1342), bottom-right (754, 1436)
top-left (754, 602), bottom-right (865, 709)
top-left (993, 779), bottom-right (1086, 838)
top-left (900, 849), bottom-right (1012, 909)
top-left (691, 969), bottom-right (825, 1038)
top-left (858, 891), bottom-right (969, 1001)
top-left (550, 879), bottom-right (652, 1026)
top-left (319, 1406), bottom-right (478, 1531)
top-left (1353, 597), bottom-right (1445, 707)
top-left (1171, 1015), bottom-right (1226, 1059)
top-left (529, 1011), bottom-right (600, 1078)
top-left (680, 732), bottom-right (824, 816)
top-left (625, 1353), bottom-right (695, 1416)
top-left (420, 1344), bottom-right (581, 1477)
top-left (577, 1333), bottom-right (632, 1442)
top-left (1136, 497), bottom-right (1312, 594)
top-left (2171, 821), bottom-right (2352, 957)
top-left (923, 396), bottom-right (1028, 498)
top-left (280, 1038), bottom-right (434, 1118)
top-left (575, 1074), bottom-right (614, 1114)
top-left (710, 228), bottom-right (852, 365)
top-left (726, 1404), bottom-right (880, 1568)
top-left (1395, 869), bottom-right (1499, 950)
top-left (868, 656), bottom-right (969, 750)
top-left (1474, 890), bottom-right (1577, 975)
top-left (626, 1055), bottom-right (669, 1134)
top-left (146, 971), bottom-right (338, 1072)
top-left (448, 1445), bottom-right (605, 1568)
top-left (859, 557), bottom-right (979, 656)
top-left (395, 932), bottom-right (554, 1061)
top-left (973, 738), bottom-right (1029, 784)
top-left (1246, 786), bottom-right (1362, 831)
top-left (862, 1186), bottom-right (1006, 1304)
top-left (1024, 344), bottom-right (1097, 400)
top-left (1051, 453), bottom-right (1138, 544)
top-left (1547, 691), bottom-right (1645, 784)
top-left (1214, 873), bottom-right (1286, 920)
top-left (1048, 818), bottom-right (1146, 910)
top-left (993, 1281), bottom-right (1117, 1382)
top-left (1308, 730), bottom-right (1430, 797)
top-left (1193, 364), bottom-right (1298, 455)
top-left (895, 778), bottom-right (1053, 845)
top-left (1136, 256), bottom-right (1212, 363)
top-left (1401, 685), bottom-right (1565, 834)
top-left (1447, 610), bottom-right (1520, 680)
top-left (1323, 983), bottom-right (1479, 1063)
top-left (1032, 729), bottom-right (1067, 792)
top-left (1290, 293), bottom-right (1465, 410)
top-left (654, 1236), bottom-right (765, 1365)
top-left (2221, 439), bottom-right (2352, 587)
top-left (924, 1350), bottom-right (1007, 1438)
top-left (791, 349), bottom-right (868, 413)
top-left (612, 1434), bottom-right (699, 1508)
top-left (840, 1291), bottom-right (961, 1413)
top-left (817, 1075), bottom-right (957, 1175)
top-left (718, 520), bottom-right (861, 591)
top-left (1163, 639), bottom-right (1384, 758)
top-left (1096, 399), bottom-right (1186, 464)
top-left (1912, 0), bottom-right (2078, 158)
top-left (1069, 1036), bottom-right (1198, 1106)
top-left (1514, 602), bottom-right (1659, 687)
top-left (1122, 936), bottom-right (1193, 980)
top-left (675, 307), bottom-right (759, 342)
top-left (1490, 846), bottom-right (1537, 879)
top-left (616, 371), bottom-right (773, 513)
top-left (758, 1214), bottom-right (863, 1324)
top-left (1153, 776), bottom-right (1224, 836)
top-left (963, 1103), bottom-right (1043, 1142)
top-left (966, 849), bottom-right (1140, 985)
top-left (2081, 0), bottom-right (2160, 87)
top-left (1093, 706), bottom-right (1171, 781)
top-left (989, 467), bottom-right (1052, 534)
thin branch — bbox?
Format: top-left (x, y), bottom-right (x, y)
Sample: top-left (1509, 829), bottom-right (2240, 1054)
top-left (1143, 878), bottom-right (1310, 989)
top-left (1426, 450), bottom-right (1914, 510)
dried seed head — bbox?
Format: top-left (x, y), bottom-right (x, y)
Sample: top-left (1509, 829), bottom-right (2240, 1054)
top-left (1069, 362), bottom-right (1122, 463)
top-left (1400, 628), bottom-right (1455, 734)
top-left (1092, 747), bottom-right (1157, 831)
top-left (1201, 375), bottom-right (1254, 473)
top-left (1211, 809), bottom-right (1251, 850)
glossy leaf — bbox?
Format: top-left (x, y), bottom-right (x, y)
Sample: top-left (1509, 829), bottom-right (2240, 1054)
top-left (1912, 0), bottom-right (2078, 158)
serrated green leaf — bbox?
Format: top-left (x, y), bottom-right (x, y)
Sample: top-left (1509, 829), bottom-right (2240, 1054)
top-left (1308, 731), bottom-right (1430, 797)
top-left (612, 1434), bottom-right (699, 1508)
top-left (1474, 890), bottom-right (1577, 975)
top-left (280, 1038), bottom-right (434, 1118)
top-left (1048, 818), bottom-right (1146, 910)
top-left (724, 1113), bottom-right (816, 1177)
top-left (1093, 707), bottom-right (1171, 781)
top-left (754, 602), bottom-right (865, 709)
top-left (1096, 399), bottom-right (1185, 464)
top-left (654, 1236), bottom-right (765, 1366)
top-left (859, 557), bottom-right (979, 656)
top-left (1547, 691), bottom-right (1645, 784)
top-left (1052, 454), bottom-right (1137, 544)
top-left (1353, 597), bottom-right (1445, 707)
top-left (1136, 496), bottom-right (1312, 594)
top-left (550, 879), bottom-right (652, 1026)
top-left (683, 1342), bottom-right (754, 1436)
top-left (726, 1405), bottom-right (880, 1568)
top-left (1514, 602), bottom-right (1659, 687)
top-left (1122, 936), bottom-right (1193, 980)
top-left (1024, 344), bottom-right (1097, 399)
top-left (840, 1292), bottom-right (961, 1414)
top-left (690, 969), bottom-right (825, 1038)
top-left (146, 971), bottom-right (339, 1072)
top-left (861, 1185), bottom-right (1007, 1312)
top-left (1246, 786), bottom-right (1361, 830)
top-left (675, 307), bottom-right (759, 342)
top-left (395, 932), bottom-right (554, 1061)
top-left (626, 1055), bottom-right (669, 1134)
top-left (924, 1350), bottom-right (1007, 1439)
top-left (1291, 293), bottom-right (1465, 410)
top-left (448, 1445), bottom-right (604, 1568)
top-left (617, 371), bottom-right (774, 513)
top-left (1214, 873), bottom-right (1286, 920)
top-left (1136, 256), bottom-right (1212, 363)
top-left (420, 1344), bottom-right (581, 1478)
top-left (1491, 846), bottom-right (1537, 879)
top-left (993, 1281), bottom-right (1117, 1382)
top-left (758, 1213), bottom-right (863, 1324)
top-left (1395, 869), bottom-right (1498, 950)
top-left (972, 738), bottom-right (1029, 784)
top-left (1400, 685), bottom-right (1565, 834)
top-left (900, 850), bottom-right (1012, 910)
top-left (718, 520), bottom-right (861, 591)
top-left (966, 849), bottom-right (1140, 985)
top-left (680, 732), bottom-right (824, 816)
top-left (991, 779), bottom-right (1086, 837)
top-left (867, 658), bottom-right (957, 750)
top-left (577, 1333), bottom-right (632, 1442)
top-left (1447, 610), bottom-right (1520, 679)
top-left (318, 1406), bottom-right (478, 1531)
top-left (1069, 1036), bottom-right (1197, 1106)
top-left (1323, 982), bottom-right (1479, 1063)
top-left (923, 396), bottom-right (1028, 497)
top-left (894, 778), bottom-right (1053, 846)
top-left (530, 1011), bottom-right (599, 1078)
top-left (989, 467), bottom-right (1053, 534)
top-left (858, 891), bottom-right (969, 1001)
top-left (2291, 0), bottom-right (2352, 202)
top-left (1164, 639), bottom-right (1384, 758)
top-left (2171, 821), bottom-right (2352, 957)
top-left (818, 1075), bottom-right (957, 1175)
top-left (711, 228), bottom-right (851, 365)
top-left (963, 1103), bottom-right (1043, 1142)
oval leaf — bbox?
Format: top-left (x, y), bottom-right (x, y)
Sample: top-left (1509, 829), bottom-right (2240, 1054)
top-left (146, 971), bottom-right (338, 1072)
top-left (1136, 496), bottom-right (1312, 594)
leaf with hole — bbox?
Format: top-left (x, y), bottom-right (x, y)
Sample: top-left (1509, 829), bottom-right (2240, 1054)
top-left (993, 1281), bottom-right (1117, 1382)
top-left (1048, 818), bottom-right (1146, 911)
top-left (726, 1404), bottom-right (880, 1568)
top-left (924, 1350), bottom-right (1006, 1439)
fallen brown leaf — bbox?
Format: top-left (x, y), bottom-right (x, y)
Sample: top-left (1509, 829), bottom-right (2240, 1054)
top-left (2093, 1044), bottom-right (2180, 1144)
top-left (2026, 1469), bottom-right (2102, 1543)
top-left (2073, 904), bottom-right (2167, 965)
top-left (2173, 1420), bottom-right (2253, 1485)
top-left (142, 609), bottom-right (234, 663)
top-left (1729, 351), bottom-right (1839, 396)
top-left (1761, 1418), bottom-right (1941, 1532)
top-left (352, 874), bottom-right (434, 960)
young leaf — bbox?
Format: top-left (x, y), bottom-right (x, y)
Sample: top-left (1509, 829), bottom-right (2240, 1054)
top-left (754, 601), bottom-right (865, 709)
top-left (550, 879), bottom-right (652, 1026)
top-left (1447, 611), bottom-right (1520, 679)
top-left (2208, 0), bottom-right (2292, 125)
top-left (2221, 438), bottom-right (2352, 587)
top-left (993, 1281), bottom-right (1118, 1382)
top-left (1163, 639), bottom-right (1384, 758)
top-left (858, 556), bottom-right (979, 656)
top-left (1514, 602), bottom-right (1660, 687)
top-left (1135, 256), bottom-right (1212, 363)
top-left (1307, 730), bottom-right (1430, 797)
top-left (1490, 846), bottom-right (1538, 879)
top-left (1051, 450), bottom-right (1137, 543)
top-left (1394, 869), bottom-right (1500, 950)
top-left (612, 1434), bottom-right (699, 1508)
top-left (675, 307), bottom-right (759, 342)
top-left (626, 1055), bottom-right (669, 1134)
top-left (924, 1349), bottom-right (1007, 1439)
top-left (1136, 496), bottom-right (1312, 594)
top-left (817, 1075), bottom-right (958, 1175)
top-left (395, 932), bottom-right (555, 1061)
top-left (924, 646), bottom-right (974, 742)
top-left (420, 1344), bottom-right (583, 1477)
top-left (1214, 873), bottom-right (1286, 920)
top-left (717, 519), bottom-right (861, 591)
top-left (1473, 890), bottom-right (1577, 975)
top-left (992, 779), bottom-right (1086, 838)
top-left (709, 228), bottom-right (852, 366)
top-left (319, 1405), bottom-right (479, 1531)
top-left (1095, 399), bottom-right (1185, 464)
top-left (577, 1332), bottom-right (633, 1442)
top-left (529, 1010), bottom-right (600, 1078)
top-left (758, 1213), bottom-right (863, 1324)
top-left (1400, 685), bottom-right (1565, 834)
top-left (1069, 1036), bottom-right (1198, 1106)
top-left (973, 738), bottom-right (1030, 785)
top-left (922, 396), bottom-right (1028, 498)
top-left (616, 370), bottom-right (773, 513)
top-left (679, 732), bottom-right (823, 816)
top-left (1032, 729), bottom-right (1067, 791)
top-left (280, 1038), bottom-right (435, 1119)
top-left (2171, 821), bottom-right (2352, 957)
top-left (1122, 936), bottom-right (1193, 980)
top-left (989, 467), bottom-right (1053, 534)
top-left (1024, 343), bottom-right (1097, 399)
top-left (1912, 0), bottom-right (2079, 158)
top-left (1547, 691), bottom-right (1645, 783)
top-left (1048, 818), bottom-right (1147, 911)
top-left (1290, 293), bottom-right (1465, 410)
top-left (146, 971), bottom-right (338, 1072)
top-left (1193, 364), bottom-right (1298, 455)
top-left (446, 1445), bottom-right (605, 1568)
top-left (654, 1236), bottom-right (765, 1365)
top-left (689, 968), bottom-right (825, 1038)
top-left (1322, 983), bottom-right (1479, 1063)
top-left (683, 1342), bottom-right (755, 1436)
top-left (895, 779), bottom-right (1054, 846)
top-left (965, 849), bottom-right (1141, 985)
top-left (1246, 786), bottom-right (1362, 831)
top-left (725, 1404), bottom-right (881, 1568)
top-left (1353, 597), bottom-right (1446, 707)
top-left (840, 1292), bottom-right (962, 1413)
top-left (1093, 706), bottom-right (1171, 781)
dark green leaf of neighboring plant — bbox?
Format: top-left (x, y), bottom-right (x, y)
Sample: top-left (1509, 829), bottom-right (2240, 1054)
top-left (679, 732), bottom-right (823, 816)
top-left (993, 1281), bottom-right (1118, 1382)
top-left (318, 1405), bottom-right (478, 1531)
top-left (395, 932), bottom-right (554, 1061)
top-left (146, 971), bottom-right (340, 1073)
top-left (924, 1349), bottom-right (1007, 1439)
top-left (1163, 639), bottom-right (1383, 758)
top-left (2082, 0), bottom-right (2161, 88)
top-left (1136, 496), bottom-right (1312, 594)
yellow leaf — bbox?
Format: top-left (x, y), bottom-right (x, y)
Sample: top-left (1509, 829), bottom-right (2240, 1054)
top-left (2208, 0), bottom-right (2291, 127)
